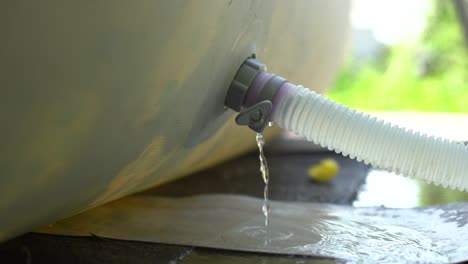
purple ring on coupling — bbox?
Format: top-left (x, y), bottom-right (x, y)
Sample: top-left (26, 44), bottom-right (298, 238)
top-left (244, 71), bottom-right (273, 108)
top-left (270, 82), bottom-right (293, 122)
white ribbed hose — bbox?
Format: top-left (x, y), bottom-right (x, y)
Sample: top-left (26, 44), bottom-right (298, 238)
top-left (276, 85), bottom-right (468, 191)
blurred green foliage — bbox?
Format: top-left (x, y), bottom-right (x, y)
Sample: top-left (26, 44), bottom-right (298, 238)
top-left (417, 180), bottom-right (468, 207)
top-left (328, 0), bottom-right (468, 112)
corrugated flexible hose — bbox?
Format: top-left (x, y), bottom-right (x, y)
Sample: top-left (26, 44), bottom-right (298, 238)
top-left (275, 85), bottom-right (468, 191)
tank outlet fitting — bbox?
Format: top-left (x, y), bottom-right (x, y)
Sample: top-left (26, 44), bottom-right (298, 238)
top-left (225, 57), bottom-right (293, 132)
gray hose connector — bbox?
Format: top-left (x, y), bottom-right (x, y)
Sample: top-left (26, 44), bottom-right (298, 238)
top-left (225, 58), bottom-right (266, 112)
top-left (225, 57), bottom-right (290, 132)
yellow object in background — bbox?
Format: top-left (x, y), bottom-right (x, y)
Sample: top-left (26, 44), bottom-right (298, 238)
top-left (308, 158), bottom-right (340, 183)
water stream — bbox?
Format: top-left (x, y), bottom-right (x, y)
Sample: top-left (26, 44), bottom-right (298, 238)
top-left (256, 132), bottom-right (270, 232)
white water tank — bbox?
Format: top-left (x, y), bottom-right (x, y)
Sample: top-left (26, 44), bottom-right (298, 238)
top-left (0, 0), bottom-right (350, 240)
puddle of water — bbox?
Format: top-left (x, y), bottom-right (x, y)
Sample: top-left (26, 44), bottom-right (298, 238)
top-left (39, 194), bottom-right (468, 262)
top-left (221, 199), bottom-right (468, 263)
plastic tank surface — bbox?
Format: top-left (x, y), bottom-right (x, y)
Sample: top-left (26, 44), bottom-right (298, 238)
top-left (0, 0), bottom-right (350, 240)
